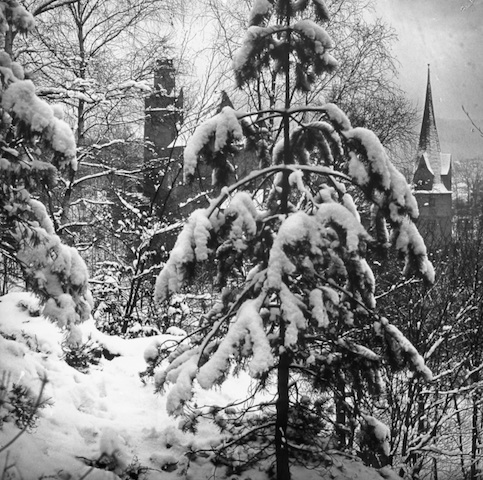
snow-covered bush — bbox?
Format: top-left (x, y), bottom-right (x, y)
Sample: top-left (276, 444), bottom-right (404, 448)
top-left (61, 338), bottom-right (103, 372)
top-left (152, 0), bottom-right (433, 478)
top-left (0, 3), bottom-right (92, 337)
top-left (0, 379), bottom-right (48, 431)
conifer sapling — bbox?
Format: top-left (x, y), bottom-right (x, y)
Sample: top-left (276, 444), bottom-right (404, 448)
top-left (153, 0), bottom-right (433, 477)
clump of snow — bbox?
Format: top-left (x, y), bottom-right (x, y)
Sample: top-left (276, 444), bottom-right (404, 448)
top-left (28, 198), bottom-right (55, 233)
top-left (339, 339), bottom-right (380, 362)
top-left (48, 115), bottom-right (77, 161)
top-left (166, 325), bottom-right (187, 336)
top-left (155, 208), bottom-right (214, 303)
top-left (266, 202), bottom-right (370, 292)
top-left (164, 354), bottom-right (199, 415)
top-left (345, 126), bottom-right (418, 224)
top-left (233, 25), bottom-right (278, 83)
top-left (249, 0), bottom-right (273, 25)
top-left (289, 169), bottom-right (308, 194)
top-left (293, 19), bottom-right (333, 50)
top-left (267, 211), bottom-right (313, 289)
top-left (316, 202), bottom-right (371, 251)
top-left (10, 61), bottom-right (24, 80)
top-left (281, 284), bottom-right (307, 346)
top-left (362, 414), bottom-right (391, 456)
top-left (387, 162), bottom-right (419, 221)
top-left (98, 426), bottom-right (130, 473)
top-left (9, 4), bottom-right (35, 32)
top-left (348, 150), bottom-right (370, 185)
top-left (0, 3), bottom-right (35, 35)
top-left (0, 51), bottom-right (12, 67)
top-left (312, 0), bottom-right (330, 21)
top-left (346, 127), bottom-right (391, 189)
top-left (323, 103), bottom-right (352, 131)
top-left (197, 296), bottom-right (274, 388)
top-left (342, 192), bottom-right (361, 221)
top-left (380, 317), bottom-right (433, 381)
top-left (13, 222), bottom-right (93, 330)
top-left (183, 106), bottom-right (242, 181)
top-left (2, 80), bottom-right (76, 161)
top-left (224, 191), bottom-right (259, 250)
top-left (392, 218), bottom-right (435, 283)
top-left (143, 335), bottom-right (180, 364)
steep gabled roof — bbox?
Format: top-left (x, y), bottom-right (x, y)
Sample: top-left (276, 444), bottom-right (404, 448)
top-left (418, 152), bottom-right (434, 175)
top-left (419, 65), bottom-right (441, 155)
top-left (413, 65), bottom-right (451, 189)
top-left (440, 153), bottom-right (452, 176)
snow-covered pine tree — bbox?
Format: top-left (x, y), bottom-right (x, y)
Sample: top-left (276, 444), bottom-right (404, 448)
top-left (152, 0), bottom-right (434, 478)
top-left (0, 2), bottom-right (92, 342)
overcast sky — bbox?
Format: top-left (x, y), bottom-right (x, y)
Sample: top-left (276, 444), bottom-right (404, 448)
top-left (375, 0), bottom-right (483, 122)
top-left (178, 0), bottom-right (483, 155)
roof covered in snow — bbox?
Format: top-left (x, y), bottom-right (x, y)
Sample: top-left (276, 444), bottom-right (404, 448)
top-left (440, 153), bottom-right (452, 176)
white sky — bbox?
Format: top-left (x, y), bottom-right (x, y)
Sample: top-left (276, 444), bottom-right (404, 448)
top-left (375, 0), bottom-right (483, 122)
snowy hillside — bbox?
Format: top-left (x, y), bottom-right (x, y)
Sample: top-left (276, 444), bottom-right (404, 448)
top-left (0, 292), bottom-right (399, 480)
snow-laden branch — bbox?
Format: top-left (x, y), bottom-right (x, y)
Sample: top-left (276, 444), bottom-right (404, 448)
top-left (71, 167), bottom-right (142, 188)
top-left (33, 0), bottom-right (79, 16)
top-left (205, 164), bottom-right (351, 218)
top-left (56, 222), bottom-right (92, 232)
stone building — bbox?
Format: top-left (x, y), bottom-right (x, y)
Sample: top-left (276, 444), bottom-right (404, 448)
top-left (143, 59), bottom-right (260, 250)
top-left (412, 66), bottom-right (453, 245)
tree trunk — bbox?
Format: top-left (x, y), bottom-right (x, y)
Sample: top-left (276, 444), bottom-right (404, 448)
top-left (453, 396), bottom-right (467, 480)
top-left (276, 347), bottom-right (291, 480)
top-left (4, 30), bottom-right (14, 56)
top-left (471, 393), bottom-right (479, 480)
top-left (335, 377), bottom-right (347, 449)
top-left (275, 5), bottom-right (293, 479)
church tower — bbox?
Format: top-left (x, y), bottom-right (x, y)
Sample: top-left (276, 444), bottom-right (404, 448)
top-left (143, 59), bottom-right (184, 209)
top-left (412, 66), bottom-right (453, 245)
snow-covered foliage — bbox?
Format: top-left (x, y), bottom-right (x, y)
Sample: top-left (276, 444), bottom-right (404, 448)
top-left (152, 0), bottom-right (434, 477)
top-left (154, 208), bottom-right (215, 304)
top-left (0, 1), bottom-right (34, 35)
top-left (2, 80), bottom-right (76, 163)
top-left (0, 12), bottom-right (92, 337)
top-left (184, 106), bottom-right (243, 186)
top-left (0, 291), bottom-right (404, 479)
top-left (360, 414), bottom-right (391, 460)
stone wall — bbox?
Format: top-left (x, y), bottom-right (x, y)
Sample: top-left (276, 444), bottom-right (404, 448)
top-left (414, 191), bottom-right (453, 246)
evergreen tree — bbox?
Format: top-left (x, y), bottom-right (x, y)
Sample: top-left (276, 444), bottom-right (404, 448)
top-left (0, 2), bottom-right (92, 341)
top-left (152, 0), bottom-right (434, 478)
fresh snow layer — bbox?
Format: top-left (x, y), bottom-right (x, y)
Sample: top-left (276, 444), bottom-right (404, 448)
top-left (0, 292), bottom-right (399, 480)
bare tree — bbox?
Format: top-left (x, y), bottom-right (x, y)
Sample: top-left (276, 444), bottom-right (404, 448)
top-left (8, 0), bottom-right (173, 244)
top-left (454, 157), bottom-right (483, 216)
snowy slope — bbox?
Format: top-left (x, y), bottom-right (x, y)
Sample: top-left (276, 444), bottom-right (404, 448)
top-left (0, 292), bottom-right (399, 480)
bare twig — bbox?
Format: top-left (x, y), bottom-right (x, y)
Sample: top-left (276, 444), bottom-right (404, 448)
top-left (462, 105), bottom-right (483, 138)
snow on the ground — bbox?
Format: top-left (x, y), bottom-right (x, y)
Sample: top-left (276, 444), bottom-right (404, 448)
top-left (0, 292), bottom-right (399, 479)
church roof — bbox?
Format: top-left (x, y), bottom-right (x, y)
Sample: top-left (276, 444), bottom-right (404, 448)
top-left (440, 153), bottom-right (452, 176)
top-left (417, 152), bottom-right (434, 175)
top-left (419, 65), bottom-right (441, 154)
top-left (413, 65), bottom-right (453, 191)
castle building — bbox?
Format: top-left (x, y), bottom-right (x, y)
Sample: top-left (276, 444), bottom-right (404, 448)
top-left (143, 59), bottom-right (260, 225)
top-left (412, 66), bottom-right (453, 245)
top-left (144, 59), bottom-right (223, 226)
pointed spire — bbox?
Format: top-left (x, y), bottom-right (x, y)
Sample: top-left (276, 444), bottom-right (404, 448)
top-left (418, 64), bottom-right (442, 184)
top-left (216, 90), bottom-right (234, 113)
